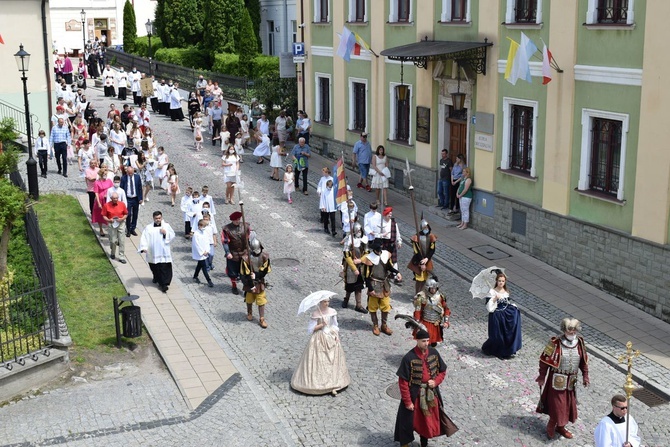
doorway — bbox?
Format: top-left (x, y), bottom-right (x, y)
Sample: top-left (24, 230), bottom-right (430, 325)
top-left (445, 105), bottom-right (467, 165)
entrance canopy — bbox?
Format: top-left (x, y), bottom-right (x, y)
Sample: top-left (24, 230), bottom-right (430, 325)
top-left (381, 39), bottom-right (492, 74)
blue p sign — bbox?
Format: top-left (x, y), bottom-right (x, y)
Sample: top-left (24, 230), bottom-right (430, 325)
top-left (293, 42), bottom-right (305, 56)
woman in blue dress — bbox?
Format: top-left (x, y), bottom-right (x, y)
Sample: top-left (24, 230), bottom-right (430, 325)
top-left (481, 272), bottom-right (522, 358)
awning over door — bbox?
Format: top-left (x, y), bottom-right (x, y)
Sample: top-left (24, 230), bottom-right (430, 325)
top-left (380, 39), bottom-right (493, 74)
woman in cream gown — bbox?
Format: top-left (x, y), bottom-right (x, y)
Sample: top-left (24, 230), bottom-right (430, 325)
top-left (291, 299), bottom-right (351, 395)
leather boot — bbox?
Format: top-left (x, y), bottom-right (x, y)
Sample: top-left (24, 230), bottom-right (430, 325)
top-left (380, 312), bottom-right (393, 335)
top-left (556, 426), bottom-right (573, 439)
top-left (371, 312), bottom-right (380, 336)
top-left (546, 419), bottom-right (556, 439)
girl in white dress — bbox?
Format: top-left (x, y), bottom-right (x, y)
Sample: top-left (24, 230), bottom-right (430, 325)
top-left (167, 166), bottom-right (180, 206)
top-left (252, 131), bottom-right (271, 164)
top-left (234, 132), bottom-right (244, 160)
top-left (371, 145), bottom-right (390, 206)
top-left (270, 145), bottom-right (282, 180)
top-left (290, 298), bottom-right (350, 395)
top-left (284, 164), bottom-right (295, 203)
top-left (221, 146), bottom-right (240, 204)
top-left (193, 112), bottom-right (203, 151)
top-left (154, 146), bottom-right (169, 190)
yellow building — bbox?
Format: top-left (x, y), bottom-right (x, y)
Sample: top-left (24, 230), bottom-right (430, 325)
top-left (299, 0), bottom-right (670, 322)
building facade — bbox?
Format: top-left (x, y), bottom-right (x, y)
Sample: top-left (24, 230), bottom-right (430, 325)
top-left (300, 0), bottom-right (670, 323)
top-left (260, 0), bottom-right (298, 56)
top-left (0, 0), bottom-right (54, 137)
top-left (49, 0), bottom-right (156, 53)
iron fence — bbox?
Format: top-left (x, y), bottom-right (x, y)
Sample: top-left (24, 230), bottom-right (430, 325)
top-left (0, 99), bottom-right (42, 139)
top-left (1, 171), bottom-right (63, 370)
top-left (105, 49), bottom-right (249, 102)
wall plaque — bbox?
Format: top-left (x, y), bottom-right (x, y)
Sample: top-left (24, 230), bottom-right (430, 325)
top-left (416, 106), bottom-right (430, 144)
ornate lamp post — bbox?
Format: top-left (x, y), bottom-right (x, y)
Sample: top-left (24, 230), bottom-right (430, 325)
top-left (14, 44), bottom-right (39, 200)
top-left (80, 9), bottom-right (86, 55)
top-left (145, 19), bottom-right (154, 58)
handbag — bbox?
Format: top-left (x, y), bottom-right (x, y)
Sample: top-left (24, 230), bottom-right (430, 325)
top-left (439, 408), bottom-right (459, 437)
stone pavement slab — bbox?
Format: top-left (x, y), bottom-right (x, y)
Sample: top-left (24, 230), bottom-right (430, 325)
top-left (76, 194), bottom-right (237, 410)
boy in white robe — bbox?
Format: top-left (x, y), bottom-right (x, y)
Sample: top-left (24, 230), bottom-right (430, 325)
top-left (138, 211), bottom-right (175, 293)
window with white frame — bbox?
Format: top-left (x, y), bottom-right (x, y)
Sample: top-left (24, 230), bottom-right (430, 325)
top-left (501, 97), bottom-right (538, 177)
top-left (578, 109), bottom-right (629, 200)
top-left (505, 0), bottom-right (543, 24)
top-left (389, 82), bottom-right (412, 143)
top-left (314, 0), bottom-right (330, 23)
top-left (389, 0), bottom-right (413, 23)
top-left (349, 78), bottom-right (367, 131)
top-left (315, 73), bottom-right (332, 124)
top-left (586, 0), bottom-right (634, 25)
top-left (348, 0), bottom-right (366, 22)
top-left (440, 0), bottom-right (471, 23)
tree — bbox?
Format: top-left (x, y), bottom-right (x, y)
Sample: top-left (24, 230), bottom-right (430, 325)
top-left (123, 0), bottom-right (137, 54)
top-left (155, 0), bottom-right (204, 48)
top-left (0, 151), bottom-right (28, 280)
top-left (202, 0), bottom-right (243, 56)
top-left (237, 8), bottom-right (259, 77)
top-left (245, 0), bottom-right (262, 52)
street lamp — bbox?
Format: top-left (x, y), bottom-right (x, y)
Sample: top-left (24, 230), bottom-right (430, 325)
top-left (145, 19), bottom-right (154, 75)
top-left (14, 44), bottom-right (39, 200)
top-left (80, 9), bottom-right (86, 55)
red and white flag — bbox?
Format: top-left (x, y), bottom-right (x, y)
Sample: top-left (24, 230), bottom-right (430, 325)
top-left (542, 44), bottom-right (552, 85)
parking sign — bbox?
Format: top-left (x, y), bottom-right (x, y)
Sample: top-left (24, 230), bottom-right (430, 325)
top-left (293, 42), bottom-right (305, 56)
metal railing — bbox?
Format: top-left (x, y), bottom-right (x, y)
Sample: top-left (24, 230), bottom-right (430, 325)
top-left (0, 99), bottom-right (42, 138)
top-left (1, 171), bottom-right (65, 370)
top-left (105, 48), bottom-right (250, 102)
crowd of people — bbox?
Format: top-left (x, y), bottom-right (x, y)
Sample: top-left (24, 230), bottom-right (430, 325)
top-left (39, 62), bottom-right (644, 447)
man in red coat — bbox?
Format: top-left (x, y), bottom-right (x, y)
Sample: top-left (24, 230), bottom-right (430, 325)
top-left (394, 329), bottom-right (449, 447)
top-left (536, 318), bottom-right (590, 440)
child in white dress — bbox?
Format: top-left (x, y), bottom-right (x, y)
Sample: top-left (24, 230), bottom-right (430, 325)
top-left (234, 132), bottom-right (244, 162)
top-left (284, 164), bottom-right (295, 203)
top-left (270, 145), bottom-right (282, 180)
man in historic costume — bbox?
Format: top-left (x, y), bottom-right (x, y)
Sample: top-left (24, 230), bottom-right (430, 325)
top-left (363, 201), bottom-right (381, 244)
top-left (394, 328), bottom-right (451, 447)
top-left (341, 223), bottom-right (368, 314)
top-left (240, 238), bottom-right (271, 328)
top-left (379, 207), bottom-right (403, 284)
top-left (116, 66), bottom-right (128, 100)
top-left (594, 394), bottom-right (641, 447)
top-left (138, 211), bottom-right (175, 293)
top-left (413, 278), bottom-right (450, 347)
top-left (408, 217), bottom-right (437, 294)
top-left (361, 239), bottom-right (401, 336)
top-left (222, 211), bottom-right (252, 295)
top-left (536, 317), bottom-right (590, 440)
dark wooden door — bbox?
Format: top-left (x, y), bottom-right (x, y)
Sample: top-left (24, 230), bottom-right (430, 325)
top-left (447, 118), bottom-right (467, 164)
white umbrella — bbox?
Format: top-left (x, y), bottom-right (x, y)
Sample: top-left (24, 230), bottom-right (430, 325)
top-left (297, 290), bottom-right (337, 315)
top-left (469, 266), bottom-right (506, 299)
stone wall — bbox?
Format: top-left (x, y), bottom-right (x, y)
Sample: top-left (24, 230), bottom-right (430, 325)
top-left (472, 192), bottom-right (670, 323)
top-left (309, 134), bottom-right (439, 205)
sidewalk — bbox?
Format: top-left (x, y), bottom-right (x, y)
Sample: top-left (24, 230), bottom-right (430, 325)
top-left (300, 148), bottom-right (670, 399)
top-left (76, 195), bottom-right (237, 410)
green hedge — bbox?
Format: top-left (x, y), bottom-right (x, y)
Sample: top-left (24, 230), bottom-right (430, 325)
top-left (133, 36), bottom-right (164, 58)
top-left (212, 53), bottom-right (279, 78)
top-left (153, 46), bottom-right (209, 69)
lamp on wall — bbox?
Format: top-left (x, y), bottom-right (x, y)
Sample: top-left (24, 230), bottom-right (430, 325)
top-left (397, 60), bottom-right (409, 101)
top-left (451, 62), bottom-right (466, 111)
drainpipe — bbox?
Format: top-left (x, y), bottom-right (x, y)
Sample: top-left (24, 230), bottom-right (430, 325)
top-left (300, 0), bottom-right (305, 112)
top-left (42, 0), bottom-right (53, 119)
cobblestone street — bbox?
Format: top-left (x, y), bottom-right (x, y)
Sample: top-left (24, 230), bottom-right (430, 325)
top-left (2, 85), bottom-right (669, 446)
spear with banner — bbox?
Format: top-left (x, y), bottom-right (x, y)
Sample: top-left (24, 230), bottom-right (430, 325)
top-left (334, 152), bottom-right (352, 245)
top-left (618, 341), bottom-right (641, 445)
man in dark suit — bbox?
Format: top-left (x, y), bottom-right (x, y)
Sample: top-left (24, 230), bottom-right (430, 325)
top-left (120, 166), bottom-right (143, 236)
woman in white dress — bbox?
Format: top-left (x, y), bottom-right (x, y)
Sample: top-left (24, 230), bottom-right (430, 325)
top-left (221, 146), bottom-right (240, 204)
top-left (371, 145), bottom-right (390, 206)
top-left (252, 131), bottom-right (271, 164)
top-left (270, 145), bottom-right (283, 180)
top-left (290, 298), bottom-right (350, 395)
top-left (109, 122), bottom-right (126, 155)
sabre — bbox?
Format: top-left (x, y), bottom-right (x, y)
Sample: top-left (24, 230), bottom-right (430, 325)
top-left (618, 341), bottom-right (641, 445)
